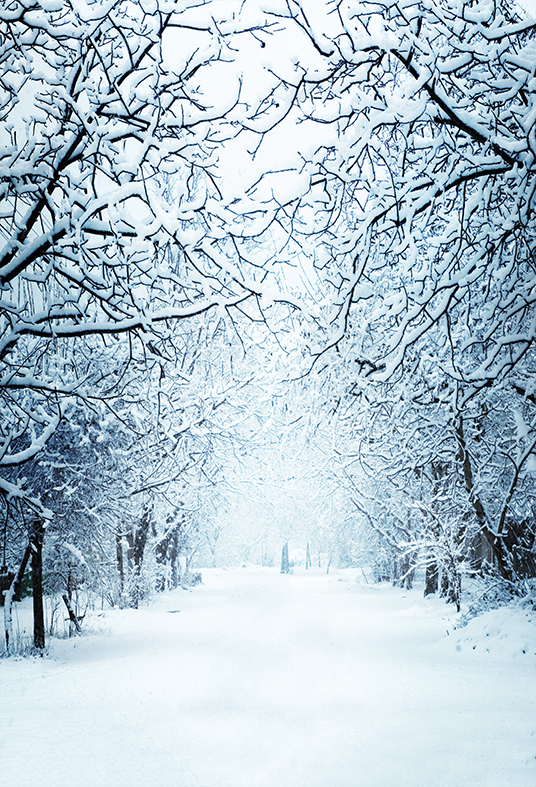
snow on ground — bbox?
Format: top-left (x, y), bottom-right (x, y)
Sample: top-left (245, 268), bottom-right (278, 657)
top-left (0, 567), bottom-right (535, 787)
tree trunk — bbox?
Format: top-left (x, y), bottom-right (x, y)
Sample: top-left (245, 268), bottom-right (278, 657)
top-left (280, 542), bottom-right (290, 574)
top-left (305, 543), bottom-right (311, 569)
top-left (3, 543), bottom-right (33, 654)
top-left (3, 582), bottom-right (14, 654)
top-left (398, 554), bottom-right (414, 590)
top-left (62, 594), bottom-right (82, 635)
top-left (13, 543), bottom-right (32, 602)
top-left (169, 531), bottom-right (179, 589)
top-left (392, 556), bottom-right (400, 586)
top-left (424, 561), bottom-right (438, 596)
top-left (456, 417), bottom-right (511, 579)
top-left (128, 503), bottom-right (153, 608)
top-left (31, 520), bottom-right (45, 652)
top-left (155, 525), bottom-right (179, 592)
top-left (452, 571), bottom-right (461, 612)
top-left (155, 532), bottom-right (168, 592)
top-left (404, 561), bottom-right (415, 590)
top-left (440, 562), bottom-right (461, 610)
top-left (440, 568), bottom-right (450, 598)
top-left (116, 529), bottom-right (124, 601)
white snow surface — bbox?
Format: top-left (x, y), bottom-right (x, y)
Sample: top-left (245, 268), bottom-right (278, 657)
top-left (1, 567), bottom-right (535, 787)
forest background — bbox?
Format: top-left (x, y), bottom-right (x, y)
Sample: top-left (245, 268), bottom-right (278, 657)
top-left (1, 0), bottom-right (536, 653)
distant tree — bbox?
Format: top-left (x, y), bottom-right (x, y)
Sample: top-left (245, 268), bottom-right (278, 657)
top-left (280, 542), bottom-right (290, 574)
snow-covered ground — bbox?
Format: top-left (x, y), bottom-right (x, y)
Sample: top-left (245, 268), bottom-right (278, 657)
top-left (0, 568), bottom-right (534, 787)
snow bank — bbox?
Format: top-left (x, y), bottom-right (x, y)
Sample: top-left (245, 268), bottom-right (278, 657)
top-left (445, 603), bottom-right (536, 659)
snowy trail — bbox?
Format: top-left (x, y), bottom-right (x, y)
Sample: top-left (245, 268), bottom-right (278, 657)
top-left (1, 569), bottom-right (534, 787)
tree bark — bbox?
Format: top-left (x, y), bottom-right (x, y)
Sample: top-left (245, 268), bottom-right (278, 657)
top-left (116, 529), bottom-right (124, 601)
top-left (31, 520), bottom-right (45, 651)
top-left (3, 582), bottom-right (14, 654)
top-left (424, 562), bottom-right (438, 596)
top-left (13, 542), bottom-right (32, 602)
top-left (127, 503), bottom-right (153, 608)
top-left (169, 531), bottom-right (179, 589)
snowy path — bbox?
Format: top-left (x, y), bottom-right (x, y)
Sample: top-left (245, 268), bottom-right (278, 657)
top-left (1, 569), bottom-right (534, 787)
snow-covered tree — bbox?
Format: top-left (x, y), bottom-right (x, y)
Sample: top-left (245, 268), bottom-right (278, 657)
top-left (0, 0), bottom-right (304, 648)
top-left (232, 0), bottom-right (536, 595)
top-left (0, 0), bottom-right (300, 512)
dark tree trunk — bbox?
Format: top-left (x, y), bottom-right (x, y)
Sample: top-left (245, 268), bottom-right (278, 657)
top-left (451, 571), bottom-right (461, 612)
top-left (169, 531), bottom-right (179, 589)
top-left (280, 542), bottom-right (290, 574)
top-left (132, 513), bottom-right (150, 573)
top-left (440, 563), bottom-right (461, 610)
top-left (155, 526), bottom-right (179, 591)
top-left (155, 533), bottom-right (167, 592)
top-left (424, 561), bottom-right (438, 596)
top-left (398, 554), bottom-right (415, 590)
top-left (305, 543), bottom-right (311, 570)
top-left (3, 543), bottom-right (33, 654)
top-left (31, 520), bottom-right (45, 651)
top-left (116, 530), bottom-right (124, 600)
top-left (440, 568), bottom-right (450, 598)
top-left (0, 570), bottom-right (14, 607)
top-left (456, 417), bottom-right (511, 579)
top-left (128, 503), bottom-right (153, 608)
top-left (1, 541), bottom-right (32, 607)
top-left (13, 542), bottom-right (32, 603)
